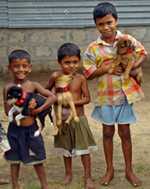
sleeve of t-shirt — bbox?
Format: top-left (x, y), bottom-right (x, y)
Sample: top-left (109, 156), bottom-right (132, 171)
top-left (127, 34), bottom-right (147, 56)
top-left (83, 47), bottom-right (97, 78)
top-left (83, 43), bottom-right (103, 78)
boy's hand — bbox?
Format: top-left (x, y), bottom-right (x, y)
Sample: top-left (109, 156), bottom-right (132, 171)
top-left (111, 66), bottom-right (123, 76)
top-left (28, 98), bottom-right (37, 110)
top-left (28, 98), bottom-right (39, 116)
top-left (99, 63), bottom-right (111, 74)
top-left (130, 69), bottom-right (137, 77)
top-left (31, 108), bottom-right (41, 116)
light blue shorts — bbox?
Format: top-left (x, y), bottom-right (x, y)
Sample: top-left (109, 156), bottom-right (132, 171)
top-left (91, 101), bottom-right (136, 126)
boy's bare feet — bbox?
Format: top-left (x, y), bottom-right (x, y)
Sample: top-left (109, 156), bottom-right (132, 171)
top-left (13, 184), bottom-right (23, 189)
top-left (84, 178), bottom-right (95, 189)
top-left (126, 171), bottom-right (142, 187)
top-left (41, 186), bottom-right (49, 189)
top-left (64, 175), bottom-right (72, 185)
top-left (0, 178), bottom-right (10, 185)
top-left (100, 168), bottom-right (114, 186)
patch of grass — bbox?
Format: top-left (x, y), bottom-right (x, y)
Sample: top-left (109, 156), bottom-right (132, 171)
top-left (136, 164), bottom-right (145, 174)
top-left (26, 184), bottom-right (39, 189)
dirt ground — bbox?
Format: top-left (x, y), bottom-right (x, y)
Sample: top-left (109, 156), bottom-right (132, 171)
top-left (0, 66), bottom-right (150, 189)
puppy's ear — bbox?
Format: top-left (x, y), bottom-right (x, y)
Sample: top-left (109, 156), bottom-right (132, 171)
top-left (7, 93), bottom-right (12, 100)
top-left (7, 85), bottom-right (23, 99)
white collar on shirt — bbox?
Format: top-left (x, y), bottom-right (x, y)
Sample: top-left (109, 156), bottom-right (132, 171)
top-left (96, 30), bottom-right (123, 46)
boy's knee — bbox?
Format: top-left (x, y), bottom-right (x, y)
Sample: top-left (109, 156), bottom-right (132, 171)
top-left (118, 129), bottom-right (131, 140)
top-left (103, 130), bottom-right (115, 139)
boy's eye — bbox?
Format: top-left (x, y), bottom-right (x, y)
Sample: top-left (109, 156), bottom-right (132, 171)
top-left (64, 61), bottom-right (78, 65)
top-left (72, 61), bottom-right (78, 64)
top-left (107, 21), bottom-right (112, 25)
top-left (22, 65), bottom-right (28, 68)
top-left (98, 23), bottom-right (103, 26)
top-left (14, 64), bottom-right (28, 69)
top-left (14, 65), bottom-right (20, 68)
top-left (64, 61), bottom-right (71, 65)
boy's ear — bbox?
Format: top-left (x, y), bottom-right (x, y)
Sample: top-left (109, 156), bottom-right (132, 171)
top-left (115, 19), bottom-right (118, 26)
top-left (28, 64), bottom-right (32, 72)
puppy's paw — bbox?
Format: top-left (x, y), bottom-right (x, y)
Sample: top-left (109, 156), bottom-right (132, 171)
top-left (51, 126), bottom-right (59, 136)
top-left (16, 119), bottom-right (21, 126)
top-left (8, 117), bottom-right (13, 122)
top-left (34, 130), bottom-right (41, 137)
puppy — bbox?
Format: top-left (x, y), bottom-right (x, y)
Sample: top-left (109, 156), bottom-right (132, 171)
top-left (7, 85), bottom-right (52, 137)
top-left (109, 37), bottom-right (143, 83)
top-left (54, 74), bottom-right (79, 132)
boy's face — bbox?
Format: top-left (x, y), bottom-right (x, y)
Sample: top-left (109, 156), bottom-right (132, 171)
top-left (8, 58), bottom-right (32, 81)
top-left (95, 14), bottom-right (118, 39)
top-left (59, 56), bottom-right (80, 75)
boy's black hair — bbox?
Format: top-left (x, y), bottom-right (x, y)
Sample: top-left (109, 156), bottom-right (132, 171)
top-left (57, 43), bottom-right (81, 62)
top-left (93, 2), bottom-right (118, 23)
top-left (8, 49), bottom-right (31, 64)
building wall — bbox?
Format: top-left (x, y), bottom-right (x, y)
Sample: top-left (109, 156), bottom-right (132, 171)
top-left (1, 0), bottom-right (150, 28)
top-left (0, 0), bottom-right (150, 73)
top-left (0, 26), bottom-right (150, 74)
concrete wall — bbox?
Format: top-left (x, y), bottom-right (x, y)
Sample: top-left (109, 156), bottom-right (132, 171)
top-left (0, 26), bottom-right (149, 74)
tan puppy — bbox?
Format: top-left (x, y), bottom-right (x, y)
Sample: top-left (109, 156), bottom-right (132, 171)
top-left (109, 37), bottom-right (143, 83)
top-left (54, 74), bottom-right (79, 132)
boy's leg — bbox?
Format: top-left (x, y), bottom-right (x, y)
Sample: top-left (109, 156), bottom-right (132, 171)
top-left (63, 156), bottom-right (72, 184)
top-left (118, 124), bottom-right (142, 187)
top-left (34, 163), bottom-right (49, 189)
top-left (81, 154), bottom-right (95, 189)
top-left (100, 124), bottom-right (115, 185)
top-left (10, 163), bottom-right (20, 189)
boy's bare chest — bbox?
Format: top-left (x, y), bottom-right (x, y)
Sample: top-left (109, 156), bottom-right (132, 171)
top-left (20, 81), bottom-right (35, 93)
top-left (70, 78), bottom-right (81, 94)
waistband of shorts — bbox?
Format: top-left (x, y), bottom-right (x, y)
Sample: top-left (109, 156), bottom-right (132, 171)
top-left (9, 121), bottom-right (36, 128)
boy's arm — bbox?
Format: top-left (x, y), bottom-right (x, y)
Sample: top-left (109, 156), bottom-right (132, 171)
top-left (84, 62), bottom-right (123, 80)
top-left (74, 75), bottom-right (90, 106)
top-left (133, 54), bottom-right (147, 69)
top-left (87, 63), bottom-right (110, 79)
top-left (83, 46), bottom-right (122, 79)
top-left (128, 35), bottom-right (147, 69)
top-left (32, 82), bottom-right (57, 115)
top-left (45, 71), bottom-right (60, 90)
top-left (45, 74), bottom-right (55, 90)
top-left (83, 47), bottom-right (104, 79)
